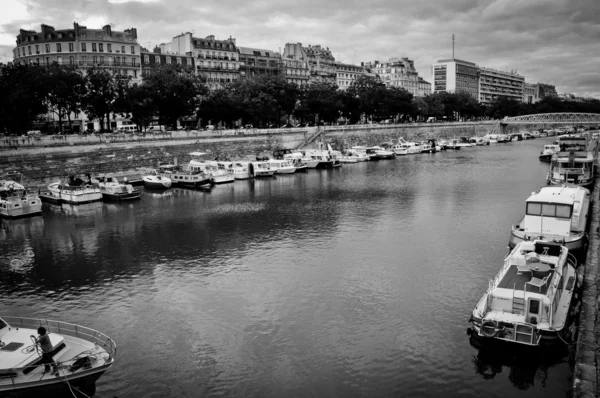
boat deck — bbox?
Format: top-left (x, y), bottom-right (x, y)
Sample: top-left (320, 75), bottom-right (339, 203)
top-left (497, 265), bottom-right (551, 294)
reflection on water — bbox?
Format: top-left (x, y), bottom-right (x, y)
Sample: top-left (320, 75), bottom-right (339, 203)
top-left (0, 139), bottom-right (574, 398)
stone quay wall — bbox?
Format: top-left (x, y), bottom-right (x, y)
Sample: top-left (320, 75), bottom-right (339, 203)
top-left (0, 121), bottom-right (498, 187)
top-left (573, 173), bottom-right (600, 398)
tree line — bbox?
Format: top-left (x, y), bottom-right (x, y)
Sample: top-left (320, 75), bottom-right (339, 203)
top-left (1, 63), bottom-right (599, 135)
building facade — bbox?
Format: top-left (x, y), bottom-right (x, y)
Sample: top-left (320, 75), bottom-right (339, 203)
top-left (281, 43), bottom-right (310, 87)
top-left (335, 62), bottom-right (367, 89)
top-left (238, 47), bottom-right (283, 79)
top-left (303, 44), bottom-right (337, 84)
top-left (13, 23), bottom-right (142, 81)
top-left (160, 33), bottom-right (239, 90)
top-left (432, 58), bottom-right (479, 100)
top-left (141, 49), bottom-right (196, 75)
top-left (478, 67), bottom-right (524, 105)
top-left (417, 77), bottom-right (432, 97)
top-left (364, 57), bottom-right (429, 97)
top-left (536, 83), bottom-right (558, 100)
top-left (523, 82), bottom-right (536, 104)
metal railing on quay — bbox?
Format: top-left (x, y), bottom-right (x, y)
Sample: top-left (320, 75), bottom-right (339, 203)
top-left (2, 316), bottom-right (117, 361)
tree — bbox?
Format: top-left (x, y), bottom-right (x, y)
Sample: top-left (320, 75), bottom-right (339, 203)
top-left (295, 82), bottom-right (342, 124)
top-left (44, 64), bottom-right (85, 133)
top-left (0, 64), bottom-right (49, 135)
top-left (142, 65), bottom-right (207, 129)
top-left (126, 83), bottom-right (156, 131)
top-left (81, 66), bottom-right (117, 131)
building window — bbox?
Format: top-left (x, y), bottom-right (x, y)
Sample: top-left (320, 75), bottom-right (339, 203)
top-left (69, 56), bottom-right (74, 65)
top-left (107, 44), bottom-right (112, 52)
top-left (28, 46), bottom-right (32, 55)
top-left (17, 48), bottom-right (20, 57)
top-left (122, 57), bottom-right (125, 65)
top-left (35, 45), bottom-right (39, 54)
top-left (46, 57), bottom-right (50, 65)
top-left (45, 44), bottom-right (50, 53)
top-left (82, 56), bottom-right (86, 64)
top-left (99, 43), bottom-right (103, 52)
top-left (132, 58), bottom-right (136, 66)
top-left (81, 43), bottom-right (87, 52)
top-left (131, 46), bottom-right (135, 54)
top-left (155, 56), bottom-right (160, 64)
top-left (177, 58), bottom-right (181, 65)
top-left (69, 43), bottom-right (74, 52)
top-left (56, 43), bottom-right (61, 53)
top-left (166, 56), bottom-right (171, 64)
top-left (93, 56), bottom-right (97, 64)
top-left (100, 56), bottom-right (104, 64)
top-left (121, 46), bottom-right (125, 54)
top-left (92, 43), bottom-right (97, 52)
top-left (144, 55), bottom-right (149, 63)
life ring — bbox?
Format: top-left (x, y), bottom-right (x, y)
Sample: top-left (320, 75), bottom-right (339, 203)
top-left (481, 320), bottom-right (498, 338)
top-left (7, 184), bottom-right (14, 190)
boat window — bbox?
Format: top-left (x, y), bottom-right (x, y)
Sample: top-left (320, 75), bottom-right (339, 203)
top-left (526, 203), bottom-right (542, 216)
top-left (529, 299), bottom-right (540, 314)
top-left (555, 205), bottom-right (572, 218)
top-left (541, 204), bottom-right (555, 217)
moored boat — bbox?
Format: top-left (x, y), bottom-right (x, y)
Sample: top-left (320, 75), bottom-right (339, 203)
top-left (268, 159), bottom-right (297, 174)
top-left (94, 176), bottom-right (141, 201)
top-left (538, 144), bottom-right (560, 162)
top-left (509, 185), bottom-right (591, 259)
top-left (546, 136), bottom-right (595, 187)
top-left (41, 175), bottom-right (103, 205)
top-left (366, 146), bottom-right (395, 160)
top-left (469, 240), bottom-right (580, 346)
top-left (249, 161), bottom-right (276, 178)
top-left (141, 170), bottom-right (172, 189)
top-left (231, 162), bottom-right (252, 179)
top-left (158, 164), bottom-right (213, 188)
top-left (0, 180), bottom-right (42, 218)
top-left (0, 316), bottom-right (116, 395)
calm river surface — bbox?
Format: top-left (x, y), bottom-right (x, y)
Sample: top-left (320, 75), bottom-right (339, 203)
top-left (0, 137), bottom-right (574, 397)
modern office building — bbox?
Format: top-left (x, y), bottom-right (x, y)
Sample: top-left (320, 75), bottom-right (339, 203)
top-left (432, 58), bottom-right (479, 100)
top-left (478, 67), bottom-right (524, 105)
top-left (281, 43), bottom-right (310, 87)
top-left (160, 32), bottom-right (239, 90)
top-left (13, 23), bottom-right (142, 81)
top-left (237, 46), bottom-right (283, 79)
top-left (335, 62), bottom-right (367, 90)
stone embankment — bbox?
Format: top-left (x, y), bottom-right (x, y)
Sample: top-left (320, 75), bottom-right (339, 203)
top-left (0, 121), bottom-right (497, 187)
top-left (573, 173), bottom-right (600, 398)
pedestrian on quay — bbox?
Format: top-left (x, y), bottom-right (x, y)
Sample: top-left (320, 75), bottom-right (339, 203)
top-left (36, 327), bottom-right (58, 374)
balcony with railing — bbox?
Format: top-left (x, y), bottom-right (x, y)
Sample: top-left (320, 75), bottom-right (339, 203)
top-left (79, 60), bottom-right (140, 68)
top-left (196, 64), bottom-right (239, 71)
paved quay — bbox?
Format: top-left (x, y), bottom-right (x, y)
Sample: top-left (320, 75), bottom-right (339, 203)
top-left (573, 173), bottom-right (600, 398)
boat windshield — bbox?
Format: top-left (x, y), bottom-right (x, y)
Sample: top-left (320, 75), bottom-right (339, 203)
top-left (526, 202), bottom-right (572, 218)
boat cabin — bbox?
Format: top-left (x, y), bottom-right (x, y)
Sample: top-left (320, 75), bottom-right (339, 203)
top-left (519, 186), bottom-right (590, 239)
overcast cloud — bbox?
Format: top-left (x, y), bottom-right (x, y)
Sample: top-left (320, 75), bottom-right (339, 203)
top-left (1, 0), bottom-right (599, 98)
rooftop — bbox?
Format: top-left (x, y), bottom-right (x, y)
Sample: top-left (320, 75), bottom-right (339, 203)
top-left (526, 185), bottom-right (589, 205)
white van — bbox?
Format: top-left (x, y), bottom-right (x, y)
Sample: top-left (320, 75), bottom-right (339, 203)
top-left (117, 124), bottom-right (137, 133)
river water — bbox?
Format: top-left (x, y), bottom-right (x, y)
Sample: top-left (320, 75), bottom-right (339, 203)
top-left (0, 137), bottom-right (575, 398)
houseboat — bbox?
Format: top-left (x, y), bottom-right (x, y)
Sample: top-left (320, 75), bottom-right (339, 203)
top-left (0, 180), bottom-right (42, 218)
top-left (546, 143), bottom-right (595, 188)
top-left (469, 240), bottom-right (580, 346)
top-left (268, 159), bottom-right (297, 174)
top-left (538, 144), bottom-right (559, 162)
top-left (158, 164), bottom-right (212, 188)
top-left (509, 185), bottom-right (590, 258)
top-left (94, 176), bottom-right (140, 201)
top-left (0, 316), bottom-right (116, 395)
top-left (249, 161), bottom-right (276, 178)
top-left (41, 176), bottom-right (103, 205)
top-left (231, 162), bottom-right (252, 180)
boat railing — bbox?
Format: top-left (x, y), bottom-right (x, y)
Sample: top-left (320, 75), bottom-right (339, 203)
top-left (2, 316), bottom-right (117, 363)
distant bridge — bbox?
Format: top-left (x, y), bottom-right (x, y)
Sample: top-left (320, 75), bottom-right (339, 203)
top-left (500, 113), bottom-right (600, 125)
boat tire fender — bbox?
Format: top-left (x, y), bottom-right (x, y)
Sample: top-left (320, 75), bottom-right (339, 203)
top-left (481, 320), bottom-right (498, 338)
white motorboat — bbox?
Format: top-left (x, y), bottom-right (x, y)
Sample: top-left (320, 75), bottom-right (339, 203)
top-left (446, 139), bottom-right (462, 150)
top-left (93, 176), bottom-right (140, 201)
top-left (207, 161), bottom-right (235, 184)
top-left (158, 164), bottom-right (212, 188)
top-left (469, 240), bottom-right (580, 346)
top-left (231, 162), bottom-right (251, 180)
top-left (0, 316), bottom-right (116, 395)
top-left (366, 146), bottom-right (395, 160)
top-left (509, 185), bottom-right (590, 259)
top-left (303, 150), bottom-right (333, 168)
top-left (249, 161), bottom-right (276, 178)
top-left (41, 176), bottom-right (103, 205)
top-left (396, 139), bottom-right (422, 154)
top-left (268, 159), bottom-right (297, 174)
top-left (538, 144), bottom-right (560, 163)
top-left (141, 170), bottom-right (172, 189)
top-left (347, 147), bottom-right (371, 161)
top-left (0, 180), bottom-right (42, 218)
top-left (282, 153), bottom-right (308, 171)
top-left (339, 155), bottom-right (358, 163)
top-left (484, 134), bottom-right (499, 144)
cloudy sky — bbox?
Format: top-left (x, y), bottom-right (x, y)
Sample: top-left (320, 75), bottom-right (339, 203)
top-left (1, 0), bottom-right (599, 98)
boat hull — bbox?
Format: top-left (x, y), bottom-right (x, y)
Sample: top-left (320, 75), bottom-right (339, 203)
top-left (538, 154), bottom-right (553, 162)
top-left (101, 190), bottom-right (141, 202)
top-left (0, 200), bottom-right (42, 219)
top-left (143, 181), bottom-right (171, 189)
top-left (212, 175), bottom-right (235, 184)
